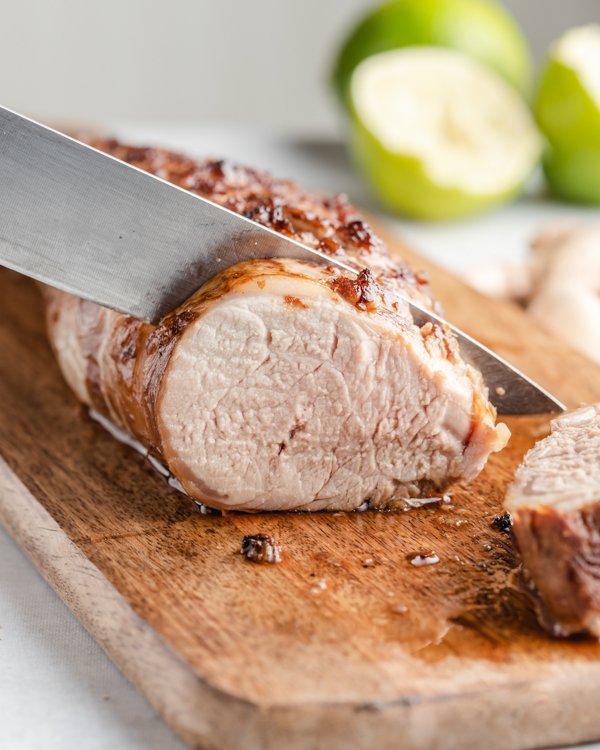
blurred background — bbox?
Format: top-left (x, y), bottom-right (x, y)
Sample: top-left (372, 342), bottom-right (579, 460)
top-left (4, 0), bottom-right (600, 133)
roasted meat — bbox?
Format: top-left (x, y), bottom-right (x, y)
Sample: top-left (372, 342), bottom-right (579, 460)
top-left (44, 139), bottom-right (508, 512)
top-left (507, 405), bottom-right (600, 637)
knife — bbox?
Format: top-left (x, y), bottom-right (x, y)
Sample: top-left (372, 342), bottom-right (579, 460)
top-left (0, 105), bottom-right (563, 415)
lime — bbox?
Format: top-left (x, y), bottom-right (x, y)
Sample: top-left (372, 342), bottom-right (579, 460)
top-left (332, 0), bottom-right (532, 108)
top-left (535, 25), bottom-right (600, 204)
top-left (349, 48), bottom-right (542, 220)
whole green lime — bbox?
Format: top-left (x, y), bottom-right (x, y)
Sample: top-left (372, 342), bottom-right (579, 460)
top-left (332, 0), bottom-right (532, 107)
top-left (535, 25), bottom-right (600, 204)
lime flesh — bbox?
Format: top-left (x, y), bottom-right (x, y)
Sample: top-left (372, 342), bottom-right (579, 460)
top-left (349, 48), bottom-right (541, 221)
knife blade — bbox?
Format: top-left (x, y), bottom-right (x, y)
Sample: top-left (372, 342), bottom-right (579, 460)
top-left (0, 105), bottom-right (564, 415)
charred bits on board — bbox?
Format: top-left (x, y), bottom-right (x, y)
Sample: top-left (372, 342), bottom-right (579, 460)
top-left (491, 512), bottom-right (513, 534)
top-left (241, 534), bottom-right (283, 564)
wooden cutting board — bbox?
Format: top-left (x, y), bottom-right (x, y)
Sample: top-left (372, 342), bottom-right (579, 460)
top-left (2, 233), bottom-right (600, 750)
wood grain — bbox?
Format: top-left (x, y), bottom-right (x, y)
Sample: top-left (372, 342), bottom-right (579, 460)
top-left (1, 237), bottom-right (600, 750)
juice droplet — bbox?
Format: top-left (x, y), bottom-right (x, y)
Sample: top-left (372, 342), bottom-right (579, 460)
top-left (310, 579), bottom-right (327, 594)
top-left (407, 550), bottom-right (439, 567)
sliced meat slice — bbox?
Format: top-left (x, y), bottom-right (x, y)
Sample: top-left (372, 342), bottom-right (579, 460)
top-left (506, 405), bottom-right (600, 636)
top-left (43, 138), bottom-right (509, 512)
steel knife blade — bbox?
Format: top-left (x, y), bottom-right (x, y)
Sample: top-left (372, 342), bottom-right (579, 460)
top-left (0, 105), bottom-right (564, 414)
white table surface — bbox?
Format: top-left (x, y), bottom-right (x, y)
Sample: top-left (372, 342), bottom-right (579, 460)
top-left (1, 125), bottom-right (598, 750)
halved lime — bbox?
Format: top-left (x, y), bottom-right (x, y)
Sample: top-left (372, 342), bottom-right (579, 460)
top-left (349, 48), bottom-right (542, 220)
top-left (535, 25), bottom-right (600, 204)
top-left (332, 0), bottom-right (532, 108)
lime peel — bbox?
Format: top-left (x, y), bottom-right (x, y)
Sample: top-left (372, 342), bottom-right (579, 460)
top-left (535, 24), bottom-right (600, 204)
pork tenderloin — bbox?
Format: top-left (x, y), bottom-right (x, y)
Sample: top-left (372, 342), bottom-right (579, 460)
top-left (44, 139), bottom-right (509, 512)
top-left (507, 405), bottom-right (600, 636)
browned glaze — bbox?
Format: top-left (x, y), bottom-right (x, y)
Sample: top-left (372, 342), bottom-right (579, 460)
top-left (84, 137), bottom-right (432, 304)
top-left (328, 268), bottom-right (378, 312)
top-left (104, 315), bottom-right (148, 434)
top-left (283, 295), bottom-right (309, 310)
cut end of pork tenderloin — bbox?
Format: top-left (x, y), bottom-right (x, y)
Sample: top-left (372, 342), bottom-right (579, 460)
top-left (43, 138), bottom-right (509, 512)
top-left (155, 260), bottom-right (508, 511)
top-left (46, 256), bottom-right (508, 512)
top-left (506, 404), bottom-right (600, 637)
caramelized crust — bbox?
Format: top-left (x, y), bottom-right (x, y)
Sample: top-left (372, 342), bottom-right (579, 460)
top-left (84, 137), bottom-right (433, 306)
